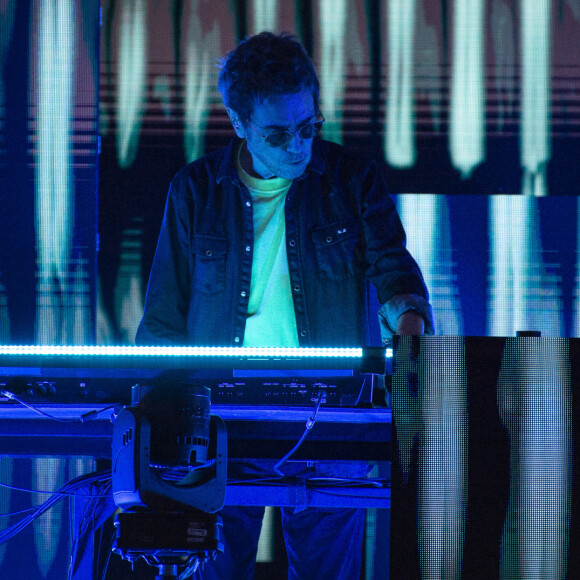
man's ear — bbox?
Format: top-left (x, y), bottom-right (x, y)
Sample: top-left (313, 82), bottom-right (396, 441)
top-left (226, 107), bottom-right (245, 139)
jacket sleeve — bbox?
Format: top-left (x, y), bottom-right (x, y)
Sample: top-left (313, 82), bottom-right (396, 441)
top-left (378, 293), bottom-right (435, 341)
top-left (135, 175), bottom-right (193, 345)
top-left (359, 160), bottom-right (435, 339)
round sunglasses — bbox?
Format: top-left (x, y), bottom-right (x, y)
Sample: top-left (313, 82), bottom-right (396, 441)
top-left (248, 116), bottom-right (325, 148)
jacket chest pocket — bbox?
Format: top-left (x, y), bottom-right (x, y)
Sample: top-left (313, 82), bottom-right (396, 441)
top-left (311, 221), bottom-right (360, 281)
top-left (192, 235), bottom-right (228, 294)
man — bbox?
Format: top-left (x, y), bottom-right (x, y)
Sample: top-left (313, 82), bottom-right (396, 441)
top-left (136, 31), bottom-right (434, 579)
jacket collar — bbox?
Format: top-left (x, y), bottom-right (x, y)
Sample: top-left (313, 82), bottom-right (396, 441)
top-left (216, 138), bottom-right (325, 184)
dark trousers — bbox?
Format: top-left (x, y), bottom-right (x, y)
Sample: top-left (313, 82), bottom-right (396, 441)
top-left (200, 460), bottom-right (368, 579)
top-left (200, 505), bottom-right (365, 580)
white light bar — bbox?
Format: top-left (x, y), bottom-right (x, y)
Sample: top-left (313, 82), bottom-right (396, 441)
top-left (0, 345), bottom-right (361, 358)
top-left (0, 345), bottom-right (393, 359)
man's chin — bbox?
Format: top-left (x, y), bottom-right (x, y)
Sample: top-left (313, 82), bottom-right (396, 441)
top-left (278, 162), bottom-right (308, 179)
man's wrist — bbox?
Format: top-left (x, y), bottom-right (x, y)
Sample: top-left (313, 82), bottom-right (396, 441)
top-left (396, 310), bottom-right (425, 335)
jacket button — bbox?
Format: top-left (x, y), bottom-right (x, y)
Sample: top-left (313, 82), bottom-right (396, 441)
top-left (294, 285), bottom-right (301, 292)
top-left (241, 291), bottom-right (247, 297)
top-left (326, 236), bottom-right (333, 243)
top-left (205, 250), bottom-right (213, 257)
top-left (234, 337), bottom-right (240, 343)
top-left (289, 240), bottom-right (296, 247)
top-left (246, 201), bottom-right (251, 207)
top-left (245, 245), bottom-right (251, 252)
top-left (300, 330), bottom-right (307, 337)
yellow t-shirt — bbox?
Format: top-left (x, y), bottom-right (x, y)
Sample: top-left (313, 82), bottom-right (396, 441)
top-left (236, 143), bottom-right (299, 347)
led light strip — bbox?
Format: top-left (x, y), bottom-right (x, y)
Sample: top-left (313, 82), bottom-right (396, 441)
top-left (0, 345), bottom-right (371, 357)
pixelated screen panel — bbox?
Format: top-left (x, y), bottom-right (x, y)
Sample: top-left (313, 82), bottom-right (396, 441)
top-left (95, 2), bottom-right (580, 344)
top-left (0, 2), bottom-right (99, 578)
top-left (3, 3), bottom-right (580, 345)
top-left (0, 0), bottom-right (99, 346)
top-left (390, 336), bottom-right (577, 579)
top-left (98, 0), bottom-right (580, 193)
top-left (395, 194), bottom-right (579, 338)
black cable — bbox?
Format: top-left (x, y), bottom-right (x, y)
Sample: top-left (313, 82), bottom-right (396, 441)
top-left (227, 476), bottom-right (387, 488)
top-left (304, 477), bottom-right (386, 488)
top-left (0, 390), bottom-right (79, 422)
top-left (69, 478), bottom-right (114, 579)
top-left (0, 477), bottom-right (110, 497)
top-left (98, 526), bottom-right (117, 580)
top-left (228, 475), bottom-right (293, 485)
top-left (272, 389), bottom-right (325, 475)
top-left (1, 389), bottom-right (119, 423)
top-left (0, 469), bottom-right (111, 545)
top-left (0, 507), bottom-right (36, 518)
top-left (304, 487), bottom-right (389, 501)
top-left (94, 518), bottom-right (107, 580)
top-left (80, 404), bottom-right (119, 422)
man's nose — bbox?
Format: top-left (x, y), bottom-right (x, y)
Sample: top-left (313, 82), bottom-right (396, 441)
top-left (286, 131), bottom-right (303, 153)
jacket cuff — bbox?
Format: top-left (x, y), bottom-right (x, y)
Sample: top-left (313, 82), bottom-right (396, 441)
top-left (378, 294), bottom-right (435, 341)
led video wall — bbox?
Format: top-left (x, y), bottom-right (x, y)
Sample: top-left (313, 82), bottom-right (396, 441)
top-left (0, 0), bottom-right (99, 346)
top-left (1, 1), bottom-right (580, 580)
top-left (95, 0), bottom-right (580, 345)
top-left (390, 336), bottom-right (580, 579)
top-left (396, 194), bottom-right (580, 338)
top-left (2, 1), bottom-right (580, 345)
top-left (0, 2), bottom-right (99, 579)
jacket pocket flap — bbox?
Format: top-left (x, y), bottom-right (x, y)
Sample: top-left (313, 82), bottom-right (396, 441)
top-left (310, 221), bottom-right (359, 248)
top-left (192, 235), bottom-right (228, 258)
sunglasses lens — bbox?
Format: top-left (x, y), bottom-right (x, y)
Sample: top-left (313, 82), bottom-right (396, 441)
top-left (266, 132), bottom-right (292, 147)
top-left (300, 121), bottom-right (324, 139)
top-left (264, 121), bottom-right (324, 147)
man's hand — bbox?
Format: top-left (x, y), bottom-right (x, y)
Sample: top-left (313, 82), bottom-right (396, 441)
top-left (396, 310), bottom-right (425, 335)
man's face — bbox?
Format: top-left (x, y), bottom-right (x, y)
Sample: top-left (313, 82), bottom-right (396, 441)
top-left (236, 90), bottom-right (318, 180)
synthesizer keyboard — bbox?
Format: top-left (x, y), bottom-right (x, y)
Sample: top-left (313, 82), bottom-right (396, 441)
top-left (0, 346), bottom-right (389, 407)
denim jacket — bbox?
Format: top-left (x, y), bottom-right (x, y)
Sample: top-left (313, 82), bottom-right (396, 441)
top-left (135, 138), bottom-right (434, 347)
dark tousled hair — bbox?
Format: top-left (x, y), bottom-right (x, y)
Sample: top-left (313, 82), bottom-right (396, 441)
top-left (218, 31), bottom-right (320, 123)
